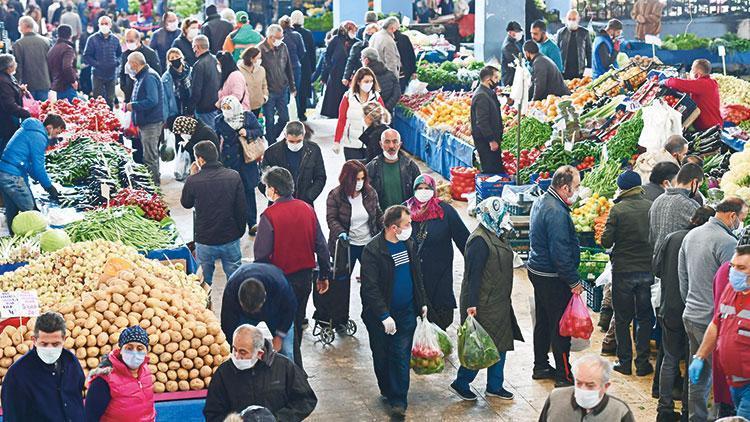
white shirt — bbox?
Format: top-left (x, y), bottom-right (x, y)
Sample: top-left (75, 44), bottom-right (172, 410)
top-left (348, 194), bottom-right (372, 246)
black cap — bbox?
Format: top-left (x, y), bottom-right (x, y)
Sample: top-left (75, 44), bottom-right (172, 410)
top-left (205, 4), bottom-right (217, 16)
top-left (606, 19), bottom-right (623, 30)
top-left (506, 21), bottom-right (522, 32)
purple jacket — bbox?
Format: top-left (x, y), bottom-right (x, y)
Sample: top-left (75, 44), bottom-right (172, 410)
top-left (47, 39), bottom-right (78, 91)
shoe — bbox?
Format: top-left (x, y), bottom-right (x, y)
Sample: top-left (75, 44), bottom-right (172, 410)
top-left (598, 308), bottom-right (613, 331)
top-left (485, 387), bottom-right (514, 400)
top-left (554, 379), bottom-right (573, 388)
top-left (636, 364), bottom-right (654, 377)
top-left (532, 367), bottom-right (557, 380)
top-left (600, 343), bottom-right (616, 356)
top-left (613, 362), bottom-right (632, 376)
top-left (450, 382), bottom-right (478, 401)
top-left (390, 404), bottom-right (406, 418)
top-left (656, 411), bottom-right (681, 422)
top-left (248, 225), bottom-right (257, 236)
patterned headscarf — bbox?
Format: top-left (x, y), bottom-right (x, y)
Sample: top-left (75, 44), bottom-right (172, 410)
top-left (476, 197), bottom-right (511, 238)
top-left (118, 326), bottom-right (149, 349)
top-left (220, 96), bottom-right (245, 130)
top-left (406, 174), bottom-right (445, 222)
top-left (172, 116), bottom-right (197, 136)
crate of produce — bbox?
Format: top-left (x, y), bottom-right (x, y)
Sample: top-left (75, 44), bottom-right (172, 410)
top-left (578, 247), bottom-right (609, 281)
top-left (583, 280), bottom-right (604, 312)
top-left (450, 166), bottom-right (479, 201)
top-left (475, 173), bottom-right (514, 202)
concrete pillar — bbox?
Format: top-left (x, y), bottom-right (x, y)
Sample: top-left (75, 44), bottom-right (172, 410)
top-left (475, 0), bottom-right (525, 63)
top-left (373, 0), bottom-right (413, 21)
top-left (332, 0), bottom-right (369, 27)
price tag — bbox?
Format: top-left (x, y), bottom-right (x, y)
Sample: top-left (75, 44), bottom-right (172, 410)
top-left (718, 45), bottom-right (726, 57)
top-left (401, 16), bottom-right (411, 26)
top-left (602, 144), bottom-right (609, 161)
top-left (644, 34), bottom-right (662, 47)
top-left (0, 291), bottom-right (40, 319)
top-left (101, 183), bottom-right (110, 202)
top-left (564, 139), bottom-right (574, 152)
top-left (626, 101), bottom-right (642, 112)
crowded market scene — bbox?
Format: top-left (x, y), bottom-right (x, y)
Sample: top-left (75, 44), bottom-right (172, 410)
top-left (2, 0), bottom-right (750, 419)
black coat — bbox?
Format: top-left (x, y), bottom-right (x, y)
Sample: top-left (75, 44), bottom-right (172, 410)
top-left (191, 51), bottom-right (220, 113)
top-left (120, 45), bottom-right (161, 102)
top-left (359, 123), bottom-right (389, 163)
top-left (184, 119), bottom-right (220, 160)
top-left (394, 31), bottom-right (417, 80)
top-left (171, 35), bottom-right (197, 66)
top-left (293, 24), bottom-right (315, 101)
top-left (501, 35), bottom-right (522, 86)
top-left (653, 229), bottom-right (689, 324)
top-left (202, 14), bottom-right (233, 55)
top-left (320, 34), bottom-right (354, 118)
top-left (368, 59), bottom-right (401, 112)
top-left (530, 54), bottom-right (571, 101)
top-left (203, 340), bottom-right (317, 422)
top-left (343, 38), bottom-right (368, 81)
top-left (365, 152), bottom-right (421, 209)
top-left (0, 72), bottom-right (30, 144)
top-left (470, 84), bottom-right (503, 145)
top-left (261, 141), bottom-right (327, 206)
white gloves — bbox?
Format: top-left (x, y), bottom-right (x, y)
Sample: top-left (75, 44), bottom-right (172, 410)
top-left (382, 317), bottom-right (397, 335)
top-left (332, 143), bottom-right (341, 154)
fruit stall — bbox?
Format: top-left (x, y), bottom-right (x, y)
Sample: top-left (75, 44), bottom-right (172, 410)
top-left (622, 33), bottom-right (750, 72)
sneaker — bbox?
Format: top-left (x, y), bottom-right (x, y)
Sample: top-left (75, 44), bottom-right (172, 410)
top-left (613, 362), bottom-right (632, 376)
top-left (636, 364), bottom-right (654, 377)
top-left (450, 382), bottom-right (478, 401)
top-left (485, 387), bottom-right (514, 400)
top-left (390, 404), bottom-right (406, 418)
top-left (532, 367), bottom-right (557, 380)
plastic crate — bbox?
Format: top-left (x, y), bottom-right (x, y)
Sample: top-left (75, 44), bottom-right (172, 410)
top-left (475, 173), bottom-right (514, 202)
top-left (507, 203), bottom-right (532, 216)
top-left (583, 280), bottom-right (603, 312)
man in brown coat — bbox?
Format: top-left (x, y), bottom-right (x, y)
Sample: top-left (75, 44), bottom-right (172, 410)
top-left (631, 0), bottom-right (665, 40)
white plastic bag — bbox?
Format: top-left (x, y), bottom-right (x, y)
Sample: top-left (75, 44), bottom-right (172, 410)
top-left (510, 59), bottom-right (531, 114)
top-left (595, 262), bottom-right (612, 287)
top-left (410, 316), bottom-right (445, 375)
top-left (174, 146), bottom-right (191, 181)
top-left (638, 100), bottom-right (682, 150)
top-left (651, 279), bottom-right (661, 312)
top-left (405, 79), bottom-right (429, 95)
top-left (115, 106), bottom-right (131, 130)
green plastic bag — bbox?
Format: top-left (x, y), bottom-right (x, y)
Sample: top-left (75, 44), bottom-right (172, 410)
top-left (457, 315), bottom-right (500, 370)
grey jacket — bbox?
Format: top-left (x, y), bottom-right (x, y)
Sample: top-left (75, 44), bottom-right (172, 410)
top-left (12, 32), bottom-right (51, 91)
top-left (259, 40), bottom-right (296, 94)
top-left (679, 217), bottom-right (737, 326)
top-left (529, 54), bottom-right (570, 101)
top-left (554, 26), bottom-right (592, 78)
top-left (648, 188), bottom-right (699, 253)
top-left (539, 386), bottom-right (635, 422)
top-left (369, 29), bottom-right (401, 77)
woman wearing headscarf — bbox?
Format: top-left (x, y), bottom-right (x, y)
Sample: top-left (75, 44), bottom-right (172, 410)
top-left (216, 51), bottom-right (250, 111)
top-left (406, 174), bottom-right (469, 330)
top-left (320, 21), bottom-right (358, 119)
top-left (215, 95), bottom-right (264, 235)
top-left (450, 197), bottom-right (523, 401)
top-left (161, 47), bottom-right (193, 120)
top-left (171, 115), bottom-right (219, 161)
top-left (359, 101), bottom-right (391, 163)
top-left (333, 67), bottom-right (385, 160)
top-left (85, 326), bottom-right (155, 422)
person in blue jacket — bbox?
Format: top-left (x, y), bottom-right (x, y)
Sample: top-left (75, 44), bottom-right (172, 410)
top-left (221, 262), bottom-right (298, 362)
top-left (592, 19), bottom-right (623, 79)
top-left (527, 165), bottom-right (583, 388)
top-left (1, 311), bottom-right (85, 422)
top-left (82, 15), bottom-right (121, 108)
top-left (126, 51), bottom-right (164, 186)
top-left (0, 114), bottom-right (65, 230)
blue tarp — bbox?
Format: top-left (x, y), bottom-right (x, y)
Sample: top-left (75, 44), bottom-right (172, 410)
top-left (0, 398), bottom-right (208, 422)
top-left (145, 245), bottom-right (198, 274)
top-left (623, 41), bottom-right (750, 69)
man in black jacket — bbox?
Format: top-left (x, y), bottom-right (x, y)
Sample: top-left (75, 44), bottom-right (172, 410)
top-left (260, 121), bottom-right (326, 207)
top-left (180, 141), bottom-right (246, 285)
top-left (366, 128), bottom-right (421, 210)
top-left (120, 28), bottom-right (161, 103)
top-left (291, 10), bottom-right (315, 121)
top-left (501, 21), bottom-right (524, 87)
top-left (524, 40), bottom-right (571, 101)
top-left (360, 205), bottom-right (427, 418)
top-left (190, 35), bottom-right (220, 130)
top-left (471, 66), bottom-right (504, 173)
top-left (361, 47), bottom-right (401, 113)
top-left (343, 23), bottom-right (379, 85)
top-left (202, 4), bottom-right (233, 55)
top-left (394, 29), bottom-right (417, 92)
top-left (203, 324), bottom-right (317, 422)
top-left (555, 10), bottom-right (592, 80)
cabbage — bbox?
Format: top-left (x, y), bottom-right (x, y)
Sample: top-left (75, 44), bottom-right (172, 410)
top-left (39, 229), bottom-right (71, 252)
top-left (11, 211), bottom-right (48, 236)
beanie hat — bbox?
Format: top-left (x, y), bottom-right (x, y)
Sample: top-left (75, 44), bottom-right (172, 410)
top-left (617, 170), bottom-right (641, 191)
top-left (205, 4), bottom-right (217, 17)
top-left (118, 326), bottom-right (149, 349)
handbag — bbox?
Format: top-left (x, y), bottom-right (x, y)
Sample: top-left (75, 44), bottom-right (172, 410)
top-left (238, 135), bottom-right (267, 163)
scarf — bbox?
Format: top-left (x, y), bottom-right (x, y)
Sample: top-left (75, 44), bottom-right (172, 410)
top-left (172, 116), bottom-right (197, 135)
top-left (476, 197), bottom-right (511, 238)
top-left (406, 174), bottom-right (445, 222)
top-left (220, 96), bottom-right (245, 130)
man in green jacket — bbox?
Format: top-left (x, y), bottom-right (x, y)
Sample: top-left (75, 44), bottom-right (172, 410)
top-left (601, 170), bottom-right (654, 377)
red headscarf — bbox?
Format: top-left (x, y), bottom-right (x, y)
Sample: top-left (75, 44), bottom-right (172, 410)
top-left (406, 174), bottom-right (445, 222)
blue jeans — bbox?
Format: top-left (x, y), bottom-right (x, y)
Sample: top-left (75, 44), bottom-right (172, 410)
top-left (454, 352), bottom-right (507, 391)
top-left (195, 239), bottom-right (242, 285)
top-left (363, 308), bottom-right (417, 408)
top-left (731, 383), bottom-right (750, 419)
top-left (0, 172), bottom-right (35, 232)
top-left (30, 90), bottom-right (48, 101)
top-left (262, 88), bottom-right (290, 144)
top-left (55, 86), bottom-right (78, 103)
top-left (238, 162), bottom-right (259, 230)
top-left (195, 110), bottom-right (219, 131)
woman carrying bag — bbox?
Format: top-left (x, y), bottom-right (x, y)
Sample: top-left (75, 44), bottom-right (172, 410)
top-left (333, 67), bottom-right (384, 160)
top-left (161, 47), bottom-right (193, 120)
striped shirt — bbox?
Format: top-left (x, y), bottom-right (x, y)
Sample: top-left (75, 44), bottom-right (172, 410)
top-left (387, 240), bottom-right (414, 312)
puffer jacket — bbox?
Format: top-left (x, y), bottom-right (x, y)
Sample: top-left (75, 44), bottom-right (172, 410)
top-left (334, 90), bottom-right (384, 148)
top-left (528, 188), bottom-right (580, 287)
top-left (326, 184), bottom-right (383, 254)
top-left (600, 187), bottom-right (654, 273)
top-left (0, 118), bottom-right (53, 188)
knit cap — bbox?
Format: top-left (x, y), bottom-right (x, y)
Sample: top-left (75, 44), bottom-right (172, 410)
top-left (118, 326), bottom-right (149, 349)
top-left (617, 170), bottom-right (641, 191)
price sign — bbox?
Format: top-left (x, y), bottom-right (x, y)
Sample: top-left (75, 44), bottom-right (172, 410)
top-left (101, 183), bottom-right (110, 203)
top-left (0, 291), bottom-right (40, 319)
top-left (644, 34), bottom-right (662, 47)
top-left (718, 45), bottom-right (726, 57)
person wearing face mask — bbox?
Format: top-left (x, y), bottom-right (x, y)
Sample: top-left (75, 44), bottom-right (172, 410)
top-left (260, 121), bottom-right (326, 207)
top-left (82, 15), bottom-right (121, 108)
top-left (119, 28), bottom-right (161, 103)
top-left (631, 0), bottom-right (665, 40)
top-left (215, 95), bottom-right (264, 235)
top-left (554, 10), bottom-right (592, 80)
top-left (527, 165), bottom-right (583, 387)
top-left (171, 18), bottom-right (200, 66)
top-left (360, 205), bottom-right (428, 418)
top-left (217, 51), bottom-right (251, 110)
top-left (407, 174), bottom-right (469, 331)
top-left (343, 23), bottom-right (379, 86)
top-left (237, 47), bottom-right (268, 118)
top-left (366, 128), bottom-right (421, 210)
top-left (649, 163), bottom-right (704, 253)
top-left (368, 16), bottom-right (401, 78)
top-left (254, 166), bottom-right (332, 369)
top-left (471, 65), bottom-right (505, 174)
top-left (325, 160), bottom-right (384, 329)
top-left (359, 101), bottom-right (391, 163)
top-left (0, 54), bottom-right (31, 152)
top-left (0, 114), bottom-right (64, 230)
top-left (84, 326), bottom-right (155, 422)
top-left (150, 12), bottom-right (180, 74)
top-left (501, 21), bottom-right (524, 87)
top-left (592, 19), bottom-right (623, 79)
top-left (663, 59), bottom-right (723, 131)
top-left (600, 170), bottom-right (655, 377)
top-left (161, 47), bottom-right (193, 120)
top-left (360, 47), bottom-right (401, 113)
top-left (1, 311), bottom-right (85, 421)
top-left (333, 67), bottom-right (385, 160)
top-left (679, 197), bottom-right (748, 421)
top-left (203, 324), bottom-right (317, 422)
top-left (190, 34), bottom-right (220, 130)
top-left (319, 21), bottom-right (357, 119)
top-left (201, 4), bottom-right (233, 55)
top-left (539, 354), bottom-right (635, 421)
top-left (259, 24), bottom-right (296, 143)
top-left (223, 12), bottom-right (263, 63)
top-left (524, 40), bottom-right (571, 102)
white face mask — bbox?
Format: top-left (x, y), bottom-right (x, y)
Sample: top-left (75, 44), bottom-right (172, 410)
top-left (187, 28), bottom-right (199, 41)
top-left (36, 346), bottom-right (63, 364)
top-left (265, 187), bottom-right (275, 203)
top-left (125, 63), bottom-right (137, 80)
top-left (287, 141), bottom-right (303, 152)
top-left (254, 59), bottom-right (262, 67)
top-left (567, 21), bottom-right (580, 30)
top-left (231, 353), bottom-right (259, 371)
top-left (574, 387), bottom-right (603, 409)
top-left (414, 188), bottom-right (433, 203)
top-left (513, 32), bottom-right (523, 41)
top-left (355, 180), bottom-right (364, 192)
top-left (122, 350), bottom-right (146, 369)
top-left (348, 31), bottom-right (356, 39)
top-left (99, 24), bottom-right (111, 35)
top-left (361, 82), bottom-right (373, 93)
top-left (180, 134), bottom-right (191, 142)
top-left (396, 225), bottom-right (412, 241)
top-left (166, 21), bottom-right (178, 32)
top-left (273, 39), bottom-right (283, 47)
top-left (383, 150), bottom-right (398, 161)
top-left (125, 42), bottom-right (138, 51)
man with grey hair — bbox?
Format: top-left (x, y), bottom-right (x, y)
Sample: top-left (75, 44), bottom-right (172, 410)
top-left (360, 46), bottom-right (401, 112)
top-left (260, 24), bottom-right (296, 143)
top-left (528, 165), bottom-right (583, 387)
top-left (126, 51), bottom-right (164, 185)
top-left (119, 28), bottom-right (161, 103)
top-left (83, 15), bottom-right (121, 107)
top-left (539, 354), bottom-right (635, 421)
top-left (12, 15), bottom-right (51, 101)
top-left (369, 16), bottom-right (401, 77)
top-left (203, 324), bottom-right (317, 422)
top-left (366, 128), bottom-right (420, 209)
top-left (190, 34), bottom-right (220, 130)
top-left (634, 134), bottom-right (688, 183)
top-left (1, 311), bottom-right (85, 421)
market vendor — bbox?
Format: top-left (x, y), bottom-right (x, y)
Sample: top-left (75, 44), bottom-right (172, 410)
top-left (592, 19), bottom-right (623, 79)
top-left (663, 59), bottom-right (723, 131)
top-left (0, 114), bottom-right (64, 231)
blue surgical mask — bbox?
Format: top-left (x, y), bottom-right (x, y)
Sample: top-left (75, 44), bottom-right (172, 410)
top-left (729, 267), bottom-right (750, 292)
top-left (122, 349), bottom-right (147, 369)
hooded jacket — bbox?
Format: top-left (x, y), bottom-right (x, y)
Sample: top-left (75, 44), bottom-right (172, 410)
top-left (0, 118), bottom-right (54, 188)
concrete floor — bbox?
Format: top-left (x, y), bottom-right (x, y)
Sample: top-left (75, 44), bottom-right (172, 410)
top-left (161, 118), bottom-right (661, 421)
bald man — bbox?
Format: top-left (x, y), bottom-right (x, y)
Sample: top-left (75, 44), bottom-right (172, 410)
top-left (83, 16), bottom-right (122, 107)
top-left (554, 10), bottom-right (592, 80)
top-left (119, 28), bottom-right (161, 103)
top-left (12, 16), bottom-right (51, 100)
top-left (365, 128), bottom-right (421, 209)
